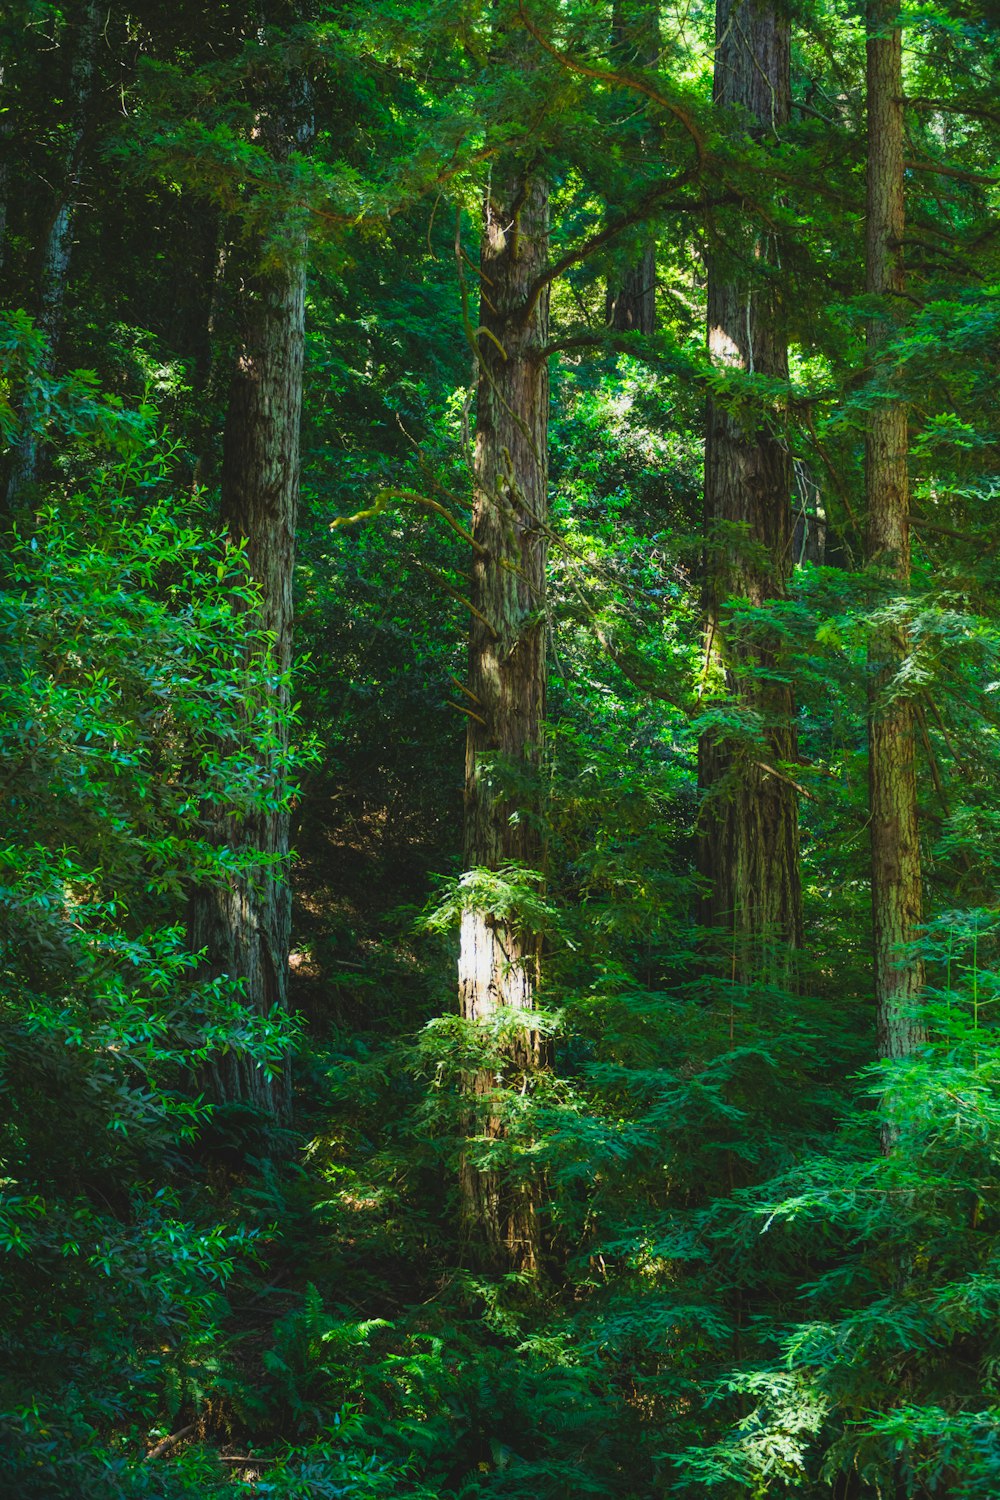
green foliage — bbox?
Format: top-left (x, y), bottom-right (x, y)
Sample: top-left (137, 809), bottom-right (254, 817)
top-left (3, 0), bottom-right (1000, 1493)
top-left (0, 385), bottom-right (301, 1489)
top-left (420, 864), bottom-right (556, 937)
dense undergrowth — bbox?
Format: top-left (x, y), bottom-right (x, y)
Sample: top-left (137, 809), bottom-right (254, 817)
top-left (3, 313), bottom-right (1000, 1497)
top-left (3, 0), bottom-right (1000, 1486)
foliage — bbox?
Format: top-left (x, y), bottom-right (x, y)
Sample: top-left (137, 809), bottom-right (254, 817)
top-left (0, 372), bottom-right (300, 1490)
top-left (2, 0), bottom-right (1000, 1494)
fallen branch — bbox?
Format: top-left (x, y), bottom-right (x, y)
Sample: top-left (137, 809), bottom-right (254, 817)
top-left (145, 1424), bottom-right (197, 1462)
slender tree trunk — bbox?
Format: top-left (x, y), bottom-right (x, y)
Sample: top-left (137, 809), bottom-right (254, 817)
top-left (189, 98), bottom-right (312, 1122)
top-left (458, 163), bottom-right (550, 1273)
top-left (698, 0), bottom-right (801, 975)
top-left (865, 0), bottom-right (924, 1059)
top-left (191, 223), bottom-right (232, 492)
top-left (605, 0), bottom-right (658, 335)
top-left (0, 63), bottom-right (11, 276)
top-left (792, 459), bottom-right (826, 566)
top-left (6, 0), bottom-right (100, 504)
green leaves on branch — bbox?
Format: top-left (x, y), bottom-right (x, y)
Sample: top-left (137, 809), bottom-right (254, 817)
top-left (418, 863), bottom-right (555, 938)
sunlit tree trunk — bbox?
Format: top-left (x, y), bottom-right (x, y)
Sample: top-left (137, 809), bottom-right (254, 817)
top-left (697, 0), bottom-right (801, 977)
top-left (5, 0), bottom-right (100, 504)
top-left (865, 0), bottom-right (924, 1059)
top-left (458, 161), bottom-right (550, 1273)
top-left (189, 95), bottom-right (312, 1122)
top-left (605, 0), bottom-right (658, 335)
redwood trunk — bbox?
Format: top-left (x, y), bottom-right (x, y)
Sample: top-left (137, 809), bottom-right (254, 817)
top-left (865, 0), bottom-right (924, 1058)
top-left (6, 0), bottom-right (100, 504)
top-left (605, 0), bottom-right (658, 336)
top-left (458, 166), bottom-right (549, 1272)
top-left (0, 63), bottom-right (10, 274)
top-left (698, 0), bottom-right (801, 973)
top-left (607, 243), bottom-right (656, 336)
top-left (190, 106), bottom-right (311, 1121)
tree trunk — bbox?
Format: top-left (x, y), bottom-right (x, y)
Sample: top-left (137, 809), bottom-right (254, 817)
top-left (604, 0), bottom-right (658, 336)
top-left (189, 99), bottom-right (312, 1122)
top-left (191, 223), bottom-right (232, 493)
top-left (865, 0), bottom-right (924, 1059)
top-left (458, 164), bottom-right (550, 1273)
top-left (0, 63), bottom-right (11, 276)
top-left (5, 0), bottom-right (100, 505)
top-left (606, 244), bottom-right (656, 336)
top-left (698, 0), bottom-right (801, 975)
top-left (792, 460), bottom-right (826, 566)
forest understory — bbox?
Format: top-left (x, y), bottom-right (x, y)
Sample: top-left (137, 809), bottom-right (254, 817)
top-left (2, 0), bottom-right (1000, 1496)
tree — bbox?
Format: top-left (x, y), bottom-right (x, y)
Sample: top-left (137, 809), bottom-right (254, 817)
top-left (865, 0), bottom-right (923, 1059)
top-left (4, 0), bottom-right (101, 504)
top-left (457, 32), bottom-right (551, 1273)
top-left (188, 42), bottom-right (314, 1121)
top-left (697, 0), bottom-right (801, 971)
top-left (604, 0), bottom-right (659, 336)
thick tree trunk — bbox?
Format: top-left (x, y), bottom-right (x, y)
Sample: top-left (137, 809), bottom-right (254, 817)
top-left (865, 0), bottom-right (924, 1059)
top-left (604, 0), bottom-right (658, 336)
top-left (698, 0), bottom-right (801, 974)
top-left (458, 166), bottom-right (550, 1273)
top-left (189, 101), bottom-right (311, 1122)
top-left (5, 0), bottom-right (100, 504)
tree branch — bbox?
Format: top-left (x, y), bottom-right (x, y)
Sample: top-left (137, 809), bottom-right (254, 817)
top-left (145, 1424), bottom-right (197, 1462)
top-left (517, 2), bottom-right (706, 164)
top-left (518, 178), bottom-right (707, 324)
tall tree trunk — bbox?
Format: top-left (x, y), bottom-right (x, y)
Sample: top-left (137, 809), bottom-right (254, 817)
top-left (791, 459), bottom-right (826, 565)
top-left (5, 0), bottom-right (100, 505)
top-left (0, 63), bottom-right (11, 276)
top-left (458, 163), bottom-right (550, 1273)
top-left (604, 0), bottom-right (658, 335)
top-left (191, 222), bottom-right (232, 493)
top-left (698, 0), bottom-right (802, 976)
top-left (865, 0), bottom-right (924, 1059)
top-left (189, 97), bottom-right (312, 1122)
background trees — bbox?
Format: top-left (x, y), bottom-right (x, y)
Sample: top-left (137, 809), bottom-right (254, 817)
top-left (2, 0), bottom-right (1000, 1496)
top-left (697, 0), bottom-right (801, 967)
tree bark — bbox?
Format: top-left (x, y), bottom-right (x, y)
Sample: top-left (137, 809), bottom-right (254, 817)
top-left (458, 163), bottom-right (550, 1273)
top-left (189, 97), bottom-right (312, 1122)
top-left (5, 0), bottom-right (100, 505)
top-left (0, 63), bottom-right (11, 276)
top-left (865, 0), bottom-right (924, 1059)
top-left (698, 0), bottom-right (802, 975)
top-left (604, 0), bottom-right (658, 336)
top-left (190, 223), bottom-right (232, 493)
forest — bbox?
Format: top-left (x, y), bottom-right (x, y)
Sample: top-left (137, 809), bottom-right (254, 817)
top-left (1, 0), bottom-right (999, 1494)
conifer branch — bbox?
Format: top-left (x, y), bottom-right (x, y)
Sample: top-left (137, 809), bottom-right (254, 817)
top-left (414, 560), bottom-right (498, 638)
top-left (517, 3), bottom-right (706, 164)
top-left (518, 174), bottom-right (703, 324)
top-left (753, 761), bottom-right (817, 801)
top-left (447, 699), bottom-right (488, 725)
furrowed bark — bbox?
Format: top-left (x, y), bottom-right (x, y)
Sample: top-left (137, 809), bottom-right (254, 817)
top-left (189, 92), bottom-right (312, 1123)
top-left (458, 161), bottom-right (550, 1274)
top-left (604, 0), bottom-right (658, 335)
top-left (0, 63), bottom-right (11, 275)
top-left (698, 0), bottom-right (802, 976)
top-left (865, 0), bottom-right (924, 1059)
